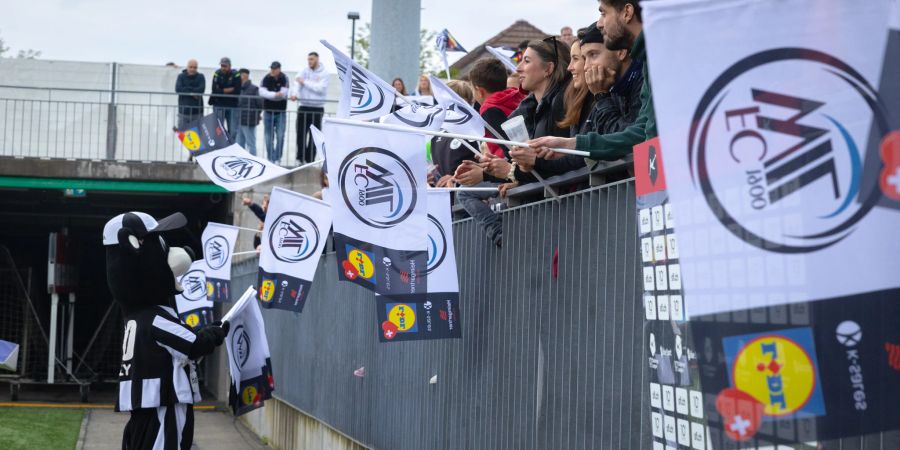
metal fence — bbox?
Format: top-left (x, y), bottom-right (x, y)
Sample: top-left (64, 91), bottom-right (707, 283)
top-left (0, 85), bottom-right (336, 166)
top-left (232, 180), bottom-right (650, 450)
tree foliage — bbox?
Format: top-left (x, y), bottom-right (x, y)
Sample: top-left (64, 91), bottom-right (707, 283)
top-left (349, 23), bottom-right (441, 74)
top-left (0, 31), bottom-right (41, 59)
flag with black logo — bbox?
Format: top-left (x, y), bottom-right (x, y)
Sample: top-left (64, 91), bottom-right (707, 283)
top-left (380, 103), bottom-right (446, 132)
top-left (643, 0), bottom-right (900, 444)
top-left (376, 191), bottom-right (461, 342)
top-left (321, 40), bottom-right (397, 121)
top-left (324, 118), bottom-right (428, 297)
top-left (176, 113), bottom-right (231, 156)
top-left (194, 144), bottom-right (291, 192)
top-left (257, 186), bottom-right (332, 313)
top-left (485, 45), bottom-right (519, 73)
top-left (201, 222), bottom-right (238, 302)
top-left (175, 260), bottom-right (214, 330)
top-left (429, 75), bottom-right (487, 138)
top-left (224, 286), bottom-right (274, 417)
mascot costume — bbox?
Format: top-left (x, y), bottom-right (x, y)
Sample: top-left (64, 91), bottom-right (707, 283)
top-left (104, 211), bottom-right (229, 450)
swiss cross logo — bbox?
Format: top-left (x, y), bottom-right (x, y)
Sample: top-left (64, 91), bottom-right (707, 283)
top-left (880, 131), bottom-right (900, 200)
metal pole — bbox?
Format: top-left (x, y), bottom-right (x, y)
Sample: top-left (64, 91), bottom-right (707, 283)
top-left (350, 19), bottom-right (358, 61)
top-left (106, 62), bottom-right (118, 159)
top-left (47, 292), bottom-right (58, 384)
top-left (66, 292), bottom-right (75, 375)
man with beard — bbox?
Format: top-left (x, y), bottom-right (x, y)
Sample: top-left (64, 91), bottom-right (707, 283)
top-left (528, 0), bottom-right (654, 162)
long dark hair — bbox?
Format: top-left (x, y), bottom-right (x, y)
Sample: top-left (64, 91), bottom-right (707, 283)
top-left (527, 37), bottom-right (572, 95)
top-left (392, 77), bottom-right (407, 95)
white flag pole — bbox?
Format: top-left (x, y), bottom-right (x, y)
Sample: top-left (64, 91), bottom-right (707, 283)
top-left (442, 51), bottom-right (451, 81)
top-left (286, 159), bottom-right (324, 174)
top-left (232, 250), bottom-right (259, 257)
top-left (323, 117), bottom-right (589, 157)
top-left (234, 226), bottom-right (262, 233)
top-left (429, 187), bottom-right (498, 192)
top-left (452, 134), bottom-right (560, 201)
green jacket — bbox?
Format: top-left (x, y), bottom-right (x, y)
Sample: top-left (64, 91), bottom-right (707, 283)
top-left (575, 31), bottom-right (657, 160)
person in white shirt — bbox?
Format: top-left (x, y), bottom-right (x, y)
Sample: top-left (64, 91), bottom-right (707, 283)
top-left (289, 52), bottom-right (330, 164)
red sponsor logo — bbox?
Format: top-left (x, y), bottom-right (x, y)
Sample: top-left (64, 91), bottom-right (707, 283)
top-left (439, 309), bottom-right (448, 321)
top-left (879, 131), bottom-right (900, 200)
top-left (716, 387), bottom-right (764, 441)
top-left (381, 320), bottom-right (399, 340)
top-left (400, 271), bottom-right (410, 283)
top-left (341, 260), bottom-right (359, 280)
top-left (886, 342), bottom-right (900, 371)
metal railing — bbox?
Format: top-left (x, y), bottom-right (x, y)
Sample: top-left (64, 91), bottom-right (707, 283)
top-left (0, 85), bottom-right (336, 166)
top-left (231, 180), bottom-right (650, 450)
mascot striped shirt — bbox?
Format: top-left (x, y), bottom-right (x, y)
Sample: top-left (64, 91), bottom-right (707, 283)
top-left (117, 305), bottom-right (201, 412)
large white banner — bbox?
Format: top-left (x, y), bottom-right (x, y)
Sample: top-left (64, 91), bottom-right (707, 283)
top-left (643, 0), bottom-right (896, 317)
top-left (195, 144), bottom-right (291, 192)
top-left (324, 118), bottom-right (429, 297)
top-left (201, 222), bottom-right (238, 302)
top-left (175, 260), bottom-right (214, 329)
top-left (380, 104), bottom-right (446, 132)
top-left (429, 75), bottom-right (488, 138)
top-left (224, 287), bottom-right (273, 417)
top-left (257, 187), bottom-right (332, 313)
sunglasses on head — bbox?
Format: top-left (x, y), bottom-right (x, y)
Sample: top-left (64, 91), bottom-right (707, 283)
top-left (542, 35), bottom-right (559, 65)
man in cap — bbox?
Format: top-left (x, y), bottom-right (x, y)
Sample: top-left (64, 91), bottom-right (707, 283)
top-left (258, 61), bottom-right (290, 163)
top-left (209, 57), bottom-right (242, 136)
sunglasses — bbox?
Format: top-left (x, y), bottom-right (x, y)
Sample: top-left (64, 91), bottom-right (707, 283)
top-left (542, 35), bottom-right (559, 65)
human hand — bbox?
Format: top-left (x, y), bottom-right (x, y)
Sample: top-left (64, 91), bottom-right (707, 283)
top-left (585, 65), bottom-right (617, 95)
top-left (454, 161), bottom-right (483, 186)
top-left (528, 136), bottom-right (575, 160)
top-left (498, 182), bottom-right (519, 198)
top-left (290, 95), bottom-right (298, 101)
top-left (510, 146), bottom-right (537, 168)
top-left (481, 156), bottom-right (512, 179)
top-left (242, 197), bottom-right (252, 206)
top-left (436, 174), bottom-right (455, 188)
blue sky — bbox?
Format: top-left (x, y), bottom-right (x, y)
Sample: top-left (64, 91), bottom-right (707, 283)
top-left (3, 0), bottom-right (594, 72)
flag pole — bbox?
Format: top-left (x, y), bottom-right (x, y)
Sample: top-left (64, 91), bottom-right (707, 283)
top-left (454, 135), bottom-right (561, 201)
top-left (429, 187), bottom-right (498, 192)
top-left (323, 117), bottom-right (589, 157)
top-left (286, 159), bottom-right (324, 174)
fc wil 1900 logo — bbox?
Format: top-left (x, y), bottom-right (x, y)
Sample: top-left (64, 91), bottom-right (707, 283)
top-left (426, 214), bottom-right (447, 274)
top-left (689, 48), bottom-right (889, 253)
top-left (204, 235), bottom-right (230, 270)
top-left (180, 269), bottom-right (207, 302)
top-left (268, 212), bottom-right (320, 263)
top-left (338, 147), bottom-right (418, 229)
top-left (211, 156), bottom-right (267, 183)
top-left (231, 324), bottom-right (251, 368)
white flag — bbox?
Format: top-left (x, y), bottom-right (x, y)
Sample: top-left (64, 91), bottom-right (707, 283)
top-left (224, 286), bottom-right (273, 417)
top-left (321, 40), bottom-right (397, 120)
top-left (429, 75), bottom-right (488, 138)
top-left (380, 103), bottom-right (446, 131)
top-left (324, 118), bottom-right (429, 297)
top-left (195, 144), bottom-right (291, 191)
top-left (485, 45), bottom-right (519, 73)
top-left (201, 222), bottom-right (238, 302)
top-left (175, 260), bottom-right (214, 329)
top-left (257, 187), bottom-right (332, 313)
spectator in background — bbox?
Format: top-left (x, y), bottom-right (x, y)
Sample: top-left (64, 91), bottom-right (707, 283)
top-left (430, 80), bottom-right (479, 188)
top-left (392, 78), bottom-right (408, 95)
top-left (209, 57), bottom-right (241, 136)
top-left (174, 59), bottom-right (205, 130)
top-left (558, 29), bottom-right (594, 136)
top-left (529, 0), bottom-right (655, 163)
top-left (236, 68), bottom-right (262, 156)
top-left (290, 52), bottom-right (330, 165)
top-left (560, 26), bottom-right (576, 46)
top-left (414, 75), bottom-right (433, 97)
top-left (259, 61), bottom-right (289, 164)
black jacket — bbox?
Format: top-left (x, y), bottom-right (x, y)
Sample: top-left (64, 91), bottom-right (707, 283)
top-left (209, 69), bottom-right (241, 108)
top-left (431, 136), bottom-right (478, 178)
top-left (260, 73), bottom-right (289, 111)
top-left (175, 70), bottom-right (205, 113)
top-left (238, 81), bottom-right (263, 127)
top-left (586, 59), bottom-right (645, 136)
top-left (509, 80), bottom-right (584, 182)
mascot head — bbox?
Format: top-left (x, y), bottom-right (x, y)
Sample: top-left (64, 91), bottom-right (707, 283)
top-left (103, 212), bottom-right (194, 314)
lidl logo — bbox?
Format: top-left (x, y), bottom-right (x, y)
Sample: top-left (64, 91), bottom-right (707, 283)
top-left (723, 327), bottom-right (825, 418)
top-left (259, 279), bottom-right (275, 303)
top-left (185, 313), bottom-right (200, 328)
top-left (381, 303), bottom-right (418, 339)
top-left (180, 129), bottom-right (202, 151)
top-left (344, 245), bottom-right (375, 281)
top-left (241, 385), bottom-right (259, 406)
top-left (206, 281), bottom-right (214, 299)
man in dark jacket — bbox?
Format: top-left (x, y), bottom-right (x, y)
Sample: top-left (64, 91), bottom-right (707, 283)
top-left (174, 59), bottom-right (205, 130)
top-left (258, 61), bottom-right (290, 164)
top-left (236, 69), bottom-right (262, 156)
top-left (209, 57), bottom-right (241, 136)
top-left (581, 24), bottom-right (643, 139)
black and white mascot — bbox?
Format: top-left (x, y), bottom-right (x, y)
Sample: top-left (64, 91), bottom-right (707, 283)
top-left (104, 211), bottom-right (228, 450)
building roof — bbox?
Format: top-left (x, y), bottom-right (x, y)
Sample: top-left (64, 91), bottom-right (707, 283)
top-left (450, 20), bottom-right (550, 78)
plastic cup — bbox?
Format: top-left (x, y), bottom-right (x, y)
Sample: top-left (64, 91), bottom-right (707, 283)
top-left (501, 116), bottom-right (529, 143)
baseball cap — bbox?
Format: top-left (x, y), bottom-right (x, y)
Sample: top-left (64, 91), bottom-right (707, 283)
top-left (270, 61), bottom-right (281, 69)
top-left (239, 68), bottom-right (250, 75)
top-left (103, 212), bottom-right (187, 246)
top-left (580, 24), bottom-right (604, 46)
top-left (219, 57), bottom-right (232, 65)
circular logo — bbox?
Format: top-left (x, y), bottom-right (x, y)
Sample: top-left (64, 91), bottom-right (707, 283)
top-left (835, 320), bottom-right (862, 347)
top-left (203, 235), bottom-right (231, 269)
top-left (179, 269), bottom-right (207, 302)
top-left (181, 130), bottom-right (202, 151)
top-left (231, 324), bottom-right (251, 368)
top-left (267, 212), bottom-right (320, 263)
top-left (426, 214), bottom-right (447, 274)
top-left (731, 335), bottom-right (817, 417)
top-left (347, 249), bottom-right (375, 280)
top-left (689, 48), bottom-right (889, 253)
top-left (206, 281), bottom-right (214, 298)
top-left (185, 313), bottom-right (200, 328)
top-left (348, 65), bottom-right (386, 114)
top-left (259, 280), bottom-right (275, 302)
top-left (211, 156), bottom-right (267, 183)
top-left (387, 303), bottom-right (416, 332)
top-left (338, 147), bottom-right (418, 229)
top-left (241, 385), bottom-right (258, 406)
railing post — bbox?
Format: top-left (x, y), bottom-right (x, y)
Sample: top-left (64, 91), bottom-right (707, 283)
top-left (105, 62), bottom-right (118, 159)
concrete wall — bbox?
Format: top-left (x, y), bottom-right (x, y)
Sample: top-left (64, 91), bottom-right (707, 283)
top-left (369, 0), bottom-right (421, 93)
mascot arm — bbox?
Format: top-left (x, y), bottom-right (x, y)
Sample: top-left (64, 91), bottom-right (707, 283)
top-left (151, 314), bottom-right (199, 365)
top-left (188, 321), bottom-right (230, 360)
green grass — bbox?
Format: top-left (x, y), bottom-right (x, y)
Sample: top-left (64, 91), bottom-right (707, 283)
top-left (0, 407), bottom-right (84, 450)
